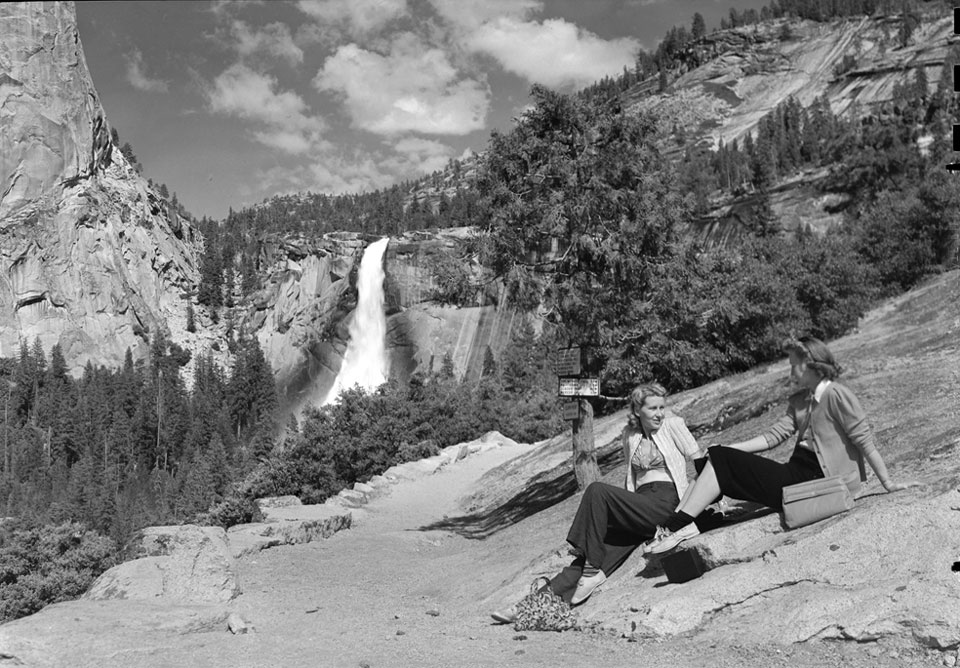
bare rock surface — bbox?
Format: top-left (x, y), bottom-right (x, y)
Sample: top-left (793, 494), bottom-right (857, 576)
top-left (85, 525), bottom-right (239, 604)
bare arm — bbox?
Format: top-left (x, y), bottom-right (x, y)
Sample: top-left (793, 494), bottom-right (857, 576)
top-left (725, 434), bottom-right (772, 453)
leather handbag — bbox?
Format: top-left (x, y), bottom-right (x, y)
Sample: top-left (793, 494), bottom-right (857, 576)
top-left (781, 475), bottom-right (854, 529)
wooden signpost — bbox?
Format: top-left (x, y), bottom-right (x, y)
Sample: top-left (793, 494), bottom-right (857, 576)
top-left (556, 346), bottom-right (599, 488)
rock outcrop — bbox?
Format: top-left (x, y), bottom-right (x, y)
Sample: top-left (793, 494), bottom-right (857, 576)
top-left (0, 2), bottom-right (200, 371)
top-left (634, 13), bottom-right (957, 243)
top-left (85, 525), bottom-right (240, 604)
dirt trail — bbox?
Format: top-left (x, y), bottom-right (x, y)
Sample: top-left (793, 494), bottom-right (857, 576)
top-left (81, 439), bottom-right (933, 668)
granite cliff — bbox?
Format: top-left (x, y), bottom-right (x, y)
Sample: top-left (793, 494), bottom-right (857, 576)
top-left (0, 2), bottom-right (200, 370)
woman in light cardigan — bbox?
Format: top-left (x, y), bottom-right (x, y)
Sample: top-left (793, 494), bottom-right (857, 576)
top-left (491, 382), bottom-right (704, 623)
top-left (644, 336), bottom-right (913, 555)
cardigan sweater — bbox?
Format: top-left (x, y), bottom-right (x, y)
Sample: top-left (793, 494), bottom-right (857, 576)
top-left (761, 382), bottom-right (882, 493)
top-left (623, 414), bottom-right (701, 498)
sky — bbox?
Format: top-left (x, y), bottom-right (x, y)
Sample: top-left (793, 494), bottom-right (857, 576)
top-left (75, 0), bottom-right (769, 221)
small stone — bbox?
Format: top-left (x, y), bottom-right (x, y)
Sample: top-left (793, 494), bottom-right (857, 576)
top-left (515, 650), bottom-right (525, 655)
top-left (305, 608), bottom-right (319, 614)
top-left (513, 635), bottom-right (527, 641)
top-left (359, 661), bottom-right (371, 668)
top-left (394, 614), bottom-right (401, 619)
top-left (944, 652), bottom-right (957, 667)
top-left (227, 612), bottom-right (253, 635)
top-left (866, 646), bottom-right (882, 658)
top-left (426, 609), bottom-right (440, 617)
top-left (396, 630), bottom-right (405, 636)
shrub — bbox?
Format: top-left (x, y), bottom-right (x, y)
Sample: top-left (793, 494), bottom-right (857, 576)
top-left (0, 521), bottom-right (116, 623)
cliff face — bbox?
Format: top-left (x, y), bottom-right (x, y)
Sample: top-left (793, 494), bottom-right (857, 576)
top-left (0, 2), bottom-right (200, 370)
top-left (632, 13), bottom-right (956, 242)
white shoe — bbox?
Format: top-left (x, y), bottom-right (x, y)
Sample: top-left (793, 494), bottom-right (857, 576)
top-left (643, 523), bottom-right (700, 555)
top-left (490, 604), bottom-right (517, 624)
top-left (570, 570), bottom-right (606, 605)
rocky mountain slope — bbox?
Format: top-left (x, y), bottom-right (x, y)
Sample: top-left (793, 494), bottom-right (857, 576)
top-left (646, 13), bottom-right (957, 241)
top-left (0, 269), bottom-right (955, 667)
top-left (0, 2), bottom-right (201, 371)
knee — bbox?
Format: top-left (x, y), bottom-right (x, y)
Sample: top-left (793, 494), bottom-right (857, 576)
top-left (584, 481), bottom-right (604, 495)
top-left (583, 481), bottom-right (610, 501)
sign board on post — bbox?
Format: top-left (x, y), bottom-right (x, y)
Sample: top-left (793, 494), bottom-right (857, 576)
top-left (557, 377), bottom-right (600, 397)
top-left (561, 399), bottom-right (579, 421)
top-left (555, 347), bottom-right (581, 377)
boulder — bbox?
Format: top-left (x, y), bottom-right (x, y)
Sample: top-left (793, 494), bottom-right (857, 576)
top-left (85, 525), bottom-right (239, 604)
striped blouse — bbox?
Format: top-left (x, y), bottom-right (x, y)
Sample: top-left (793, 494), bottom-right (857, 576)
top-left (622, 414), bottom-right (702, 498)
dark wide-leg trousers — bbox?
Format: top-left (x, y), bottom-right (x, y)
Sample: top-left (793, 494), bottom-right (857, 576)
top-left (548, 481), bottom-right (678, 603)
top-left (708, 445), bottom-right (824, 510)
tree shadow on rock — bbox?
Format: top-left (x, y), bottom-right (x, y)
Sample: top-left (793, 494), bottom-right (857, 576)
top-left (420, 447), bottom-right (623, 539)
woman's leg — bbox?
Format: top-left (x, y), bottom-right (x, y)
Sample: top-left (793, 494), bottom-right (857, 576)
top-left (566, 481), bottom-right (677, 572)
top-left (675, 460), bottom-right (722, 517)
top-left (646, 446), bottom-right (823, 553)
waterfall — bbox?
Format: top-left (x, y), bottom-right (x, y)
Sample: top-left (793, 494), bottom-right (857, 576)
top-left (322, 237), bottom-right (390, 405)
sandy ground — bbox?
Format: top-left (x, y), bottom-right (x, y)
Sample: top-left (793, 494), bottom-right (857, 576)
top-left (84, 439), bottom-right (942, 668)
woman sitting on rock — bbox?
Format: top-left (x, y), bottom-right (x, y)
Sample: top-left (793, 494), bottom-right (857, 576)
top-left (492, 382), bottom-right (706, 623)
top-left (643, 336), bottom-right (913, 556)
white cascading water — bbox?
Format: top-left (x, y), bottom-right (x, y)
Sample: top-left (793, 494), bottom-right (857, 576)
top-left (322, 237), bottom-right (390, 405)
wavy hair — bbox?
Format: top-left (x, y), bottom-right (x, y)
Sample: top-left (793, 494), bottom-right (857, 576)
top-left (782, 335), bottom-right (843, 380)
top-left (627, 382), bottom-right (667, 431)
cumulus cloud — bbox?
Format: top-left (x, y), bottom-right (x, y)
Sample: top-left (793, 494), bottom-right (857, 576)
top-left (124, 49), bottom-right (168, 93)
top-left (296, 0), bottom-right (409, 39)
top-left (250, 136), bottom-right (455, 201)
top-left (384, 136), bottom-right (454, 174)
top-left (466, 17), bottom-right (638, 90)
top-left (314, 33), bottom-right (489, 136)
top-left (428, 0), bottom-right (541, 31)
top-left (227, 20), bottom-right (304, 66)
top-left (206, 64), bottom-right (327, 154)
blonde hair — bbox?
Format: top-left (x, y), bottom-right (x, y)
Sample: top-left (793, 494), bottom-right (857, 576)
top-left (627, 382), bottom-right (667, 430)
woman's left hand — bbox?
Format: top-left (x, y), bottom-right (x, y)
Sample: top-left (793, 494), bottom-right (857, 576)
top-left (883, 480), bottom-right (920, 492)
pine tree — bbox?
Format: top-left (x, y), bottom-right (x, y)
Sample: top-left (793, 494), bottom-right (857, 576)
top-left (186, 303), bottom-right (196, 333)
top-left (691, 12), bottom-right (706, 40)
top-left (481, 346), bottom-right (498, 379)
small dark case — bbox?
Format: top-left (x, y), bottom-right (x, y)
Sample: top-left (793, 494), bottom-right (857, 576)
top-left (661, 549), bottom-right (707, 584)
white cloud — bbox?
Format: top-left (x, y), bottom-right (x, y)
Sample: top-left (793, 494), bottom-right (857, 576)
top-left (384, 136), bottom-right (454, 174)
top-left (206, 64), bottom-right (327, 154)
top-left (314, 34), bottom-right (489, 136)
top-left (466, 17), bottom-right (638, 90)
top-left (296, 0), bottom-right (409, 39)
top-left (250, 136), bottom-right (454, 201)
top-left (124, 49), bottom-right (168, 93)
top-left (428, 0), bottom-right (541, 31)
top-left (228, 20), bottom-right (304, 66)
